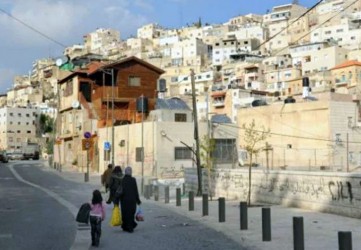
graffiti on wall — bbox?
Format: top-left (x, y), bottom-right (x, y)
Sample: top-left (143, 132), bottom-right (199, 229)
top-left (211, 170), bottom-right (361, 205)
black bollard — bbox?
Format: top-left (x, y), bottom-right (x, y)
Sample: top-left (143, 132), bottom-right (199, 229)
top-left (149, 184), bottom-right (154, 197)
top-left (202, 194), bottom-right (209, 216)
top-left (293, 217), bottom-right (304, 250)
top-left (189, 191), bottom-right (194, 211)
top-left (218, 197), bottom-right (225, 222)
top-left (262, 207), bottom-right (271, 241)
top-left (338, 231), bottom-right (352, 250)
top-left (165, 186), bottom-right (169, 204)
top-left (240, 202), bottom-right (248, 230)
top-left (144, 185), bottom-right (149, 199)
top-left (176, 188), bottom-right (181, 206)
top-left (154, 186), bottom-right (159, 201)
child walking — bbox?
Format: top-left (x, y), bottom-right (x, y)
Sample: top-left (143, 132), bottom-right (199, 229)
top-left (90, 190), bottom-right (106, 247)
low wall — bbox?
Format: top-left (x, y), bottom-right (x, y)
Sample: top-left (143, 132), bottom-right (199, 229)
top-left (185, 168), bottom-right (361, 218)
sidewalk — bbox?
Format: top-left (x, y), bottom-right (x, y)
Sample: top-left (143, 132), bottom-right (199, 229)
top-left (44, 161), bottom-right (361, 249)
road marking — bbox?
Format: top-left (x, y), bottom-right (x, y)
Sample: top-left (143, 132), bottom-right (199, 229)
top-left (0, 234), bottom-right (13, 239)
top-left (8, 166), bottom-right (85, 250)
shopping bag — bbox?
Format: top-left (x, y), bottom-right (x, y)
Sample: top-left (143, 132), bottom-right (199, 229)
top-left (135, 206), bottom-right (144, 222)
top-left (110, 205), bottom-right (122, 226)
top-left (76, 203), bottom-right (91, 224)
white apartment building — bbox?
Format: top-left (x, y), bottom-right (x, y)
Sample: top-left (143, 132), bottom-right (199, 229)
top-left (0, 107), bottom-right (40, 150)
top-left (83, 28), bottom-right (120, 54)
top-left (170, 71), bottom-right (214, 96)
top-left (310, 17), bottom-right (361, 50)
top-left (263, 3), bottom-right (308, 24)
top-left (290, 43), bottom-right (349, 75)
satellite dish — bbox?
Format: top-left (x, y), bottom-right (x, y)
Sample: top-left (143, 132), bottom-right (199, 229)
top-left (55, 55), bottom-right (70, 67)
top-left (71, 100), bottom-right (80, 109)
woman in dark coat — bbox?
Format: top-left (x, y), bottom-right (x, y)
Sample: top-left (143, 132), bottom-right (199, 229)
top-left (108, 166), bottom-right (123, 206)
top-left (120, 166), bottom-right (141, 233)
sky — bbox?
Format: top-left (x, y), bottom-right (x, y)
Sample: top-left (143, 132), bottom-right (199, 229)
top-left (0, 0), bottom-right (316, 94)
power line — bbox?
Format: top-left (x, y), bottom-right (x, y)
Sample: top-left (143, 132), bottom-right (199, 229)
top-left (0, 7), bottom-right (67, 48)
top-left (274, 0), bottom-right (359, 56)
top-left (256, 0), bottom-right (324, 51)
top-left (221, 122), bottom-right (361, 145)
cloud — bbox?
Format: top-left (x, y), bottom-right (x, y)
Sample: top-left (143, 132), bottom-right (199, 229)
top-left (0, 68), bottom-right (16, 93)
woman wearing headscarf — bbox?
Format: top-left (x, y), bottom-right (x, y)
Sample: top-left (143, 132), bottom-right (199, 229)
top-left (120, 166), bottom-right (141, 233)
top-left (108, 166), bottom-right (123, 206)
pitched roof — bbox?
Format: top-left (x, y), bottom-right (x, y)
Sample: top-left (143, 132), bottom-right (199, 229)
top-left (331, 60), bottom-right (361, 70)
top-left (93, 56), bottom-right (165, 75)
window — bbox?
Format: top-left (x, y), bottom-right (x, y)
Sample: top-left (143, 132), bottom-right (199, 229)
top-left (18, 122), bottom-right (21, 125)
top-left (26, 114), bottom-right (30, 117)
top-left (336, 29), bottom-right (343, 33)
top-left (175, 113), bottom-right (187, 122)
top-left (27, 131), bottom-right (31, 134)
top-left (325, 31), bottom-right (331, 34)
top-left (174, 147), bottom-right (192, 160)
top-left (128, 76), bottom-right (141, 86)
top-left (211, 139), bottom-right (237, 164)
top-left (136, 147), bottom-right (144, 162)
top-left (17, 130), bottom-right (20, 133)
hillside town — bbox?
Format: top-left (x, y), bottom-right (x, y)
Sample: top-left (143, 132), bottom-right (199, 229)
top-left (1, 0), bottom-right (361, 179)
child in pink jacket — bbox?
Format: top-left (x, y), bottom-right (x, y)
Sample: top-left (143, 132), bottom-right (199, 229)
top-left (90, 190), bottom-right (105, 247)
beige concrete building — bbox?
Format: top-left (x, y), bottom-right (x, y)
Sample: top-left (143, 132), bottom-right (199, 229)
top-left (137, 23), bottom-right (163, 39)
top-left (0, 107), bottom-right (40, 151)
top-left (83, 28), bottom-right (120, 55)
top-left (238, 92), bottom-right (361, 171)
top-left (331, 60), bottom-right (361, 99)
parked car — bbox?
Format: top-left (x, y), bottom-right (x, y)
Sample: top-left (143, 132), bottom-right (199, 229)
top-left (7, 152), bottom-right (24, 161)
top-left (0, 151), bottom-right (9, 163)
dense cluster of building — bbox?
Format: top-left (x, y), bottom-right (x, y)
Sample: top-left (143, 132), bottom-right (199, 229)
top-left (1, 1), bottom-right (361, 176)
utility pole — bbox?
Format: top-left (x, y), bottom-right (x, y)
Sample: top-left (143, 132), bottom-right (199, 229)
top-left (190, 69), bottom-right (202, 196)
top-left (111, 69), bottom-right (115, 167)
top-left (141, 94), bottom-right (144, 195)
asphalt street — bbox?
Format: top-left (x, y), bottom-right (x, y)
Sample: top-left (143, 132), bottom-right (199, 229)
top-left (0, 161), bottom-right (246, 250)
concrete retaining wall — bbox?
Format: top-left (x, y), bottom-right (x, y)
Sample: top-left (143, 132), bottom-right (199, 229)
top-left (185, 168), bottom-right (361, 218)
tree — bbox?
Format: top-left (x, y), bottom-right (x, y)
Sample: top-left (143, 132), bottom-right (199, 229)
top-left (200, 135), bottom-right (216, 200)
top-left (39, 114), bottom-right (54, 134)
top-left (241, 119), bottom-right (270, 206)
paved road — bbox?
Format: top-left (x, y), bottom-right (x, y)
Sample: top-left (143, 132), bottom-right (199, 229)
top-left (0, 161), bottom-right (245, 250)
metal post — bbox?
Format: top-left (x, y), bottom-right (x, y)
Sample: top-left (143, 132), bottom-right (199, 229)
top-left (85, 149), bottom-right (89, 182)
top-left (189, 191), bottom-right (194, 211)
top-left (202, 193), bottom-right (208, 216)
top-left (154, 186), bottom-right (159, 201)
top-left (218, 197), bottom-right (225, 222)
top-left (240, 202), bottom-right (248, 230)
top-left (293, 217), bottom-right (304, 250)
top-left (176, 188), bottom-right (181, 206)
top-left (338, 231), bottom-right (352, 250)
top-left (262, 207), bottom-right (271, 241)
top-left (190, 69), bottom-right (202, 196)
top-left (165, 186), bottom-right (169, 204)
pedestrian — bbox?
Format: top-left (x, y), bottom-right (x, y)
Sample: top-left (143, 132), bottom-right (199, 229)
top-left (90, 189), bottom-right (105, 247)
top-left (120, 166), bottom-right (141, 233)
top-left (107, 166), bottom-right (123, 205)
top-left (101, 164), bottom-right (113, 193)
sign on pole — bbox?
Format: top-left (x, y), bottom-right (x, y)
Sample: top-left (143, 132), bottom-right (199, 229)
top-left (104, 141), bottom-right (111, 151)
top-left (82, 138), bottom-right (93, 151)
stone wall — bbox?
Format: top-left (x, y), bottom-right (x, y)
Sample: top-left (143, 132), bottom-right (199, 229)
top-left (185, 168), bottom-right (361, 218)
